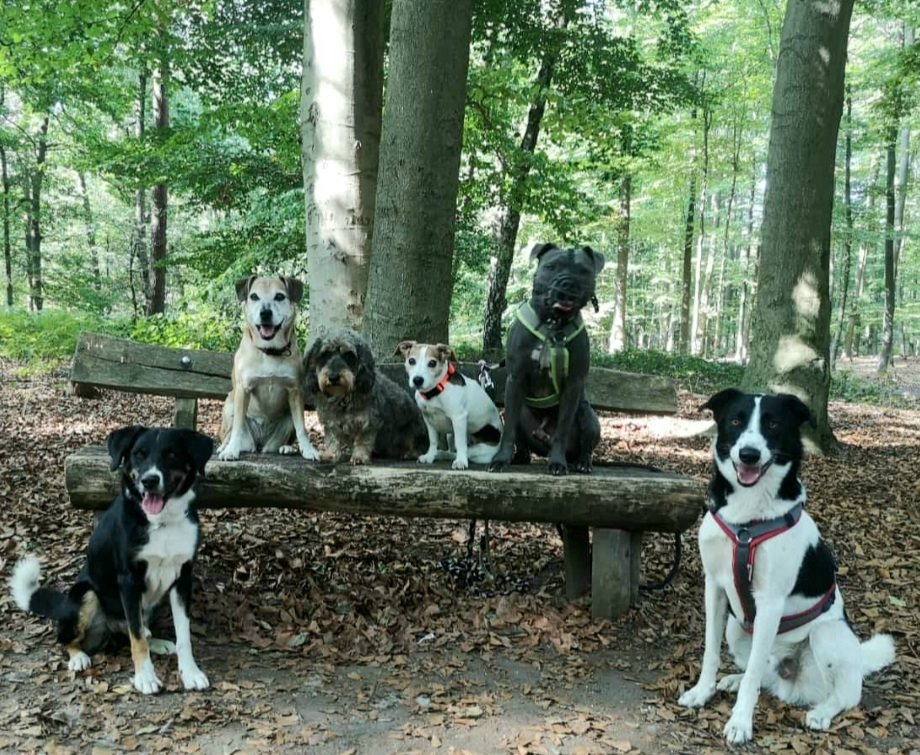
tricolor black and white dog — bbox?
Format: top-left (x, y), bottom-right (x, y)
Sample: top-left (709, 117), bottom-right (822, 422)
top-left (10, 426), bottom-right (214, 695)
top-left (679, 389), bottom-right (895, 744)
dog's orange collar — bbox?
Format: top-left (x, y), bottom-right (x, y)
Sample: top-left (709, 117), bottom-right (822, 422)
top-left (418, 362), bottom-right (455, 401)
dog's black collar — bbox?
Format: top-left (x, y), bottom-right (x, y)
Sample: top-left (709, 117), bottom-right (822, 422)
top-left (259, 341), bottom-right (292, 357)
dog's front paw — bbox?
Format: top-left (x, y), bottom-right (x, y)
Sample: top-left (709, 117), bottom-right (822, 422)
top-left (723, 713), bottom-right (753, 744)
top-left (350, 449), bottom-right (371, 465)
top-left (180, 665), bottom-right (210, 691)
top-left (716, 673), bottom-right (743, 693)
top-left (451, 456), bottom-right (469, 470)
top-left (279, 444), bottom-right (297, 455)
top-left (572, 456), bottom-right (593, 474)
top-left (68, 651), bottom-right (92, 672)
top-left (148, 638), bottom-right (176, 656)
top-left (488, 449), bottom-right (512, 472)
top-left (805, 706), bottom-right (834, 731)
top-left (299, 444), bottom-right (320, 461)
top-left (548, 461), bottom-right (568, 476)
top-left (418, 451), bottom-right (438, 465)
top-left (217, 443), bottom-right (241, 461)
top-left (678, 682), bottom-right (715, 708)
top-left (133, 661), bottom-right (163, 695)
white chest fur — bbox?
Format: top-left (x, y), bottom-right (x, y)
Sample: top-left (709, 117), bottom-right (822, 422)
top-left (136, 508), bottom-right (199, 609)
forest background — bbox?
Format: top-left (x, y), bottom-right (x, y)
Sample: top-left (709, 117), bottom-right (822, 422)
top-left (1, 0), bottom-right (918, 425)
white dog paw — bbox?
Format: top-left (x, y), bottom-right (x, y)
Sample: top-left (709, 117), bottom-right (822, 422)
top-left (180, 665), bottom-right (210, 691)
top-left (279, 444), bottom-right (296, 455)
top-left (68, 651), bottom-right (92, 672)
top-left (148, 638), bottom-right (176, 656)
top-left (805, 708), bottom-right (833, 731)
top-left (299, 445), bottom-right (319, 461)
top-left (717, 673), bottom-right (743, 693)
top-left (217, 443), bottom-right (241, 461)
top-left (678, 683), bottom-right (715, 708)
top-left (418, 451), bottom-right (437, 465)
top-left (133, 663), bottom-right (163, 695)
top-left (723, 714), bottom-right (753, 744)
top-left (451, 456), bottom-right (469, 470)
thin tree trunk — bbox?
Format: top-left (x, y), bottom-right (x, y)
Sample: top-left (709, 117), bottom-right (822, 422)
top-left (742, 0), bottom-right (855, 452)
top-left (735, 174), bottom-right (758, 362)
top-left (831, 93), bottom-right (853, 367)
top-left (878, 124), bottom-right (897, 373)
top-left (78, 172), bottom-right (101, 290)
top-left (148, 62), bottom-right (168, 315)
top-left (608, 174), bottom-right (631, 353)
top-left (302, 0), bottom-right (384, 337)
top-left (893, 30), bottom-right (912, 281)
top-left (27, 116), bottom-right (50, 312)
top-left (0, 136), bottom-right (11, 307)
top-left (690, 107), bottom-right (711, 355)
top-left (481, 15), bottom-right (568, 357)
top-left (363, 0), bottom-right (473, 356)
top-left (697, 190), bottom-right (719, 357)
top-left (845, 154), bottom-right (879, 357)
top-left (714, 119), bottom-right (741, 357)
top-left (679, 108), bottom-right (698, 356)
top-left (134, 70), bottom-right (150, 307)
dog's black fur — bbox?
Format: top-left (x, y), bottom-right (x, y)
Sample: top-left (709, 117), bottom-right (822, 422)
top-left (490, 242), bottom-right (605, 475)
top-left (14, 426), bottom-right (212, 671)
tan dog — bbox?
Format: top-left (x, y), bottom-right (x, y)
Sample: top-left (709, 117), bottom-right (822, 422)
top-left (217, 275), bottom-right (319, 462)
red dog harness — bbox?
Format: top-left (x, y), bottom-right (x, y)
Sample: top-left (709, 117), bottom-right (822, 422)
top-left (711, 503), bottom-right (837, 634)
top-left (418, 363), bottom-right (458, 401)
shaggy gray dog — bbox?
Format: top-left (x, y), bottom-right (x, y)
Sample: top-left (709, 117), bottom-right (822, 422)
top-left (303, 331), bottom-right (427, 464)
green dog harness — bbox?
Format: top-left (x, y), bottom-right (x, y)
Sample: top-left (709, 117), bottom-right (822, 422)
top-left (512, 302), bottom-right (585, 408)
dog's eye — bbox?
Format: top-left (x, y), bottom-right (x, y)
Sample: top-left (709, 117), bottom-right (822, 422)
top-left (767, 420), bottom-right (779, 430)
top-left (408, 358), bottom-right (416, 366)
top-left (274, 292), bottom-right (285, 302)
top-left (133, 448), bottom-right (148, 460)
top-left (342, 352), bottom-right (357, 366)
top-left (427, 359), bottom-right (437, 369)
top-left (730, 418), bottom-right (742, 427)
top-left (249, 293), bottom-right (259, 301)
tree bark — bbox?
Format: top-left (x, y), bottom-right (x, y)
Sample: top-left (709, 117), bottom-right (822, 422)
top-left (844, 154), bottom-right (879, 358)
top-left (481, 16), bottom-right (568, 357)
top-left (26, 116), bottom-right (50, 312)
top-left (301, 0), bottom-right (384, 337)
top-left (78, 172), bottom-right (102, 290)
top-left (878, 124), bottom-right (897, 373)
top-left (679, 139), bottom-right (697, 355)
top-left (741, 0), bottom-right (855, 452)
top-left (363, 0), bottom-right (473, 356)
top-left (831, 93), bottom-right (853, 367)
top-left (0, 133), bottom-right (11, 307)
top-left (690, 107), bottom-right (711, 356)
top-left (134, 70), bottom-right (150, 309)
top-left (608, 174), bottom-right (631, 353)
top-left (148, 62), bottom-right (168, 315)
top-left (735, 174), bottom-right (757, 362)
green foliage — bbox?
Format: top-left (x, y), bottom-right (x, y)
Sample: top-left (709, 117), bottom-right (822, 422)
top-left (0, 309), bottom-right (108, 363)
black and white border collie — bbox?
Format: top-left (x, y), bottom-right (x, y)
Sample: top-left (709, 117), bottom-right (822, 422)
top-left (10, 426), bottom-right (214, 695)
top-left (679, 389), bottom-right (895, 744)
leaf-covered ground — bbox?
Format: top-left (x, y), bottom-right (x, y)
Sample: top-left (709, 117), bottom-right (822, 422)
top-left (0, 362), bottom-right (917, 754)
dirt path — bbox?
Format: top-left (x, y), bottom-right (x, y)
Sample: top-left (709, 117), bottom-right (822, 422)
top-left (0, 366), bottom-right (917, 754)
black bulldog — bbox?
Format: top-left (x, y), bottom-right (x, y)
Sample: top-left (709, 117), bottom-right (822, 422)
top-left (489, 242), bottom-right (605, 475)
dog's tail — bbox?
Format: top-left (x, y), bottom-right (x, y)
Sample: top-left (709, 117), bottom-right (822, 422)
top-left (10, 556), bottom-right (77, 622)
top-left (860, 633), bottom-right (896, 676)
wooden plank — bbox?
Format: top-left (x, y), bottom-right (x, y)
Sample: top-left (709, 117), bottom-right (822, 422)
top-left (629, 531), bottom-right (642, 605)
top-left (591, 528), bottom-right (636, 619)
top-left (70, 332), bottom-right (678, 414)
top-left (65, 447), bottom-right (706, 531)
top-left (174, 398), bottom-right (198, 429)
top-left (562, 525), bottom-right (591, 599)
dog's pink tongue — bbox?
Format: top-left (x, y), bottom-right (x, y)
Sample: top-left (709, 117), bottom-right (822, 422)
top-left (737, 464), bottom-right (761, 485)
top-left (142, 493), bottom-right (165, 516)
top-left (259, 325), bottom-right (276, 339)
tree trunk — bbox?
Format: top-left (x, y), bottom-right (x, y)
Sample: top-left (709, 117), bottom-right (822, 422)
top-left (844, 154), bottom-right (879, 358)
top-left (679, 151), bottom-right (697, 354)
top-left (741, 0), bottom-right (855, 452)
top-left (878, 124), bottom-right (897, 373)
top-left (481, 16), bottom-right (568, 357)
top-left (831, 93), bottom-right (853, 367)
top-left (362, 0), bottom-right (473, 356)
top-left (0, 136), bottom-right (11, 307)
top-left (608, 174), bottom-right (631, 353)
top-left (735, 175), bottom-right (758, 362)
top-left (148, 63), bottom-right (168, 315)
top-left (690, 108), bottom-right (711, 356)
top-left (301, 0), bottom-right (384, 338)
top-left (78, 172), bottom-right (102, 290)
top-left (134, 71), bottom-right (150, 308)
top-left (27, 116), bottom-right (50, 312)
top-left (697, 190), bottom-right (719, 357)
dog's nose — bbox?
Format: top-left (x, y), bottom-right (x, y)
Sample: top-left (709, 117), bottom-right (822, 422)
top-left (259, 308), bottom-right (273, 322)
top-left (738, 447), bottom-right (761, 465)
top-left (328, 373), bottom-right (340, 385)
top-left (412, 375), bottom-right (424, 388)
top-left (140, 473), bottom-right (161, 490)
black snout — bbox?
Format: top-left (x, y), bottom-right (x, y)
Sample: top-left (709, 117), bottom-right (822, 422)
top-left (140, 472), bottom-right (161, 491)
top-left (328, 373), bottom-right (341, 385)
top-left (259, 307), bottom-right (273, 323)
top-left (738, 447), bottom-right (761, 465)
top-left (413, 375), bottom-right (424, 388)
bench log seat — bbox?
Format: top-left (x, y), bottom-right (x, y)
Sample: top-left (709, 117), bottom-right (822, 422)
top-left (66, 331), bottom-right (706, 619)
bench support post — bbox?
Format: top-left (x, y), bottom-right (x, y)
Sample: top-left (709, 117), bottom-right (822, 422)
top-left (590, 528), bottom-right (642, 620)
top-left (562, 525), bottom-right (591, 599)
top-left (174, 398), bottom-right (198, 429)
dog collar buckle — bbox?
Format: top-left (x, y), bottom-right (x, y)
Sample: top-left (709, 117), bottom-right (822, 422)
top-left (736, 528), bottom-right (752, 545)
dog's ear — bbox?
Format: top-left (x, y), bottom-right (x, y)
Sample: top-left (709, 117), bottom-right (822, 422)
top-left (280, 276), bottom-right (304, 304)
top-left (176, 430), bottom-right (214, 475)
top-left (700, 388), bottom-right (745, 422)
top-left (106, 425), bottom-right (146, 472)
top-left (529, 242), bottom-right (558, 262)
top-left (395, 340), bottom-right (416, 359)
top-left (235, 275), bottom-right (256, 302)
top-left (580, 246), bottom-right (606, 274)
top-left (354, 339), bottom-right (377, 393)
top-left (302, 337), bottom-right (324, 394)
top-left (435, 343), bottom-right (457, 364)
top-left (777, 393), bottom-right (816, 428)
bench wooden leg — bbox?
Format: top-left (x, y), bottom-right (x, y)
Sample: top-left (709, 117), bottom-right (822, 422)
top-left (590, 528), bottom-right (642, 620)
top-left (174, 398), bottom-right (198, 430)
top-left (562, 525), bottom-right (591, 599)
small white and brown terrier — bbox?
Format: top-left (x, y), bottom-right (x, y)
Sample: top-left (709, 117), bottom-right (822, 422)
top-left (397, 342), bottom-right (502, 470)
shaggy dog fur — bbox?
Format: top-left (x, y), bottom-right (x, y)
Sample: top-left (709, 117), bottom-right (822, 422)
top-left (303, 331), bottom-right (427, 464)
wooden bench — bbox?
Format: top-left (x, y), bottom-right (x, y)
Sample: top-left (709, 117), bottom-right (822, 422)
top-left (66, 331), bottom-right (705, 619)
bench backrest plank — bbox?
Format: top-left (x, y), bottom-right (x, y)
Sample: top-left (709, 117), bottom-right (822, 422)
top-left (71, 331), bottom-right (678, 414)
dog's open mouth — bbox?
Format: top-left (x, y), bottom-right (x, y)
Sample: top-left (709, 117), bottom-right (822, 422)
top-left (258, 324), bottom-right (279, 340)
top-left (734, 459), bottom-right (774, 487)
top-left (142, 492), bottom-right (166, 516)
